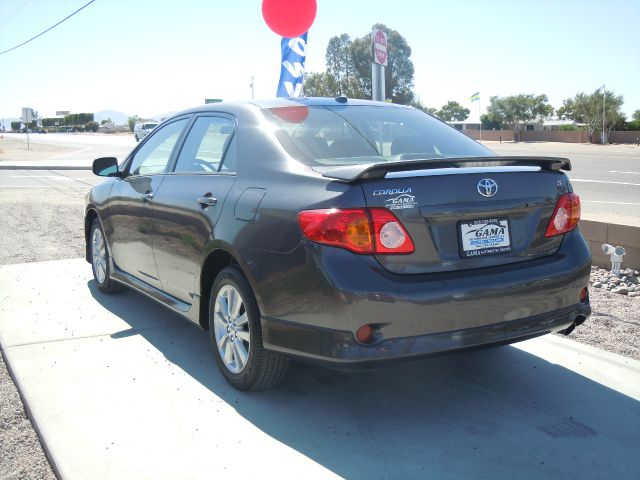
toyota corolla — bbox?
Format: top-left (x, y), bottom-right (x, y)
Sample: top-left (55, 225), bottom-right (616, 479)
top-left (85, 97), bottom-right (591, 390)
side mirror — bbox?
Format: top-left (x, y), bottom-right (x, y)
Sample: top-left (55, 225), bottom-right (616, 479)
top-left (92, 157), bottom-right (119, 177)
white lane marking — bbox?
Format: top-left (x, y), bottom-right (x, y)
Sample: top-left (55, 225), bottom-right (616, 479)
top-left (50, 147), bottom-right (91, 159)
top-left (571, 178), bottom-right (640, 187)
top-left (0, 185), bottom-right (89, 189)
top-left (9, 175), bottom-right (73, 181)
top-left (607, 170), bottom-right (640, 175)
top-left (582, 200), bottom-right (640, 206)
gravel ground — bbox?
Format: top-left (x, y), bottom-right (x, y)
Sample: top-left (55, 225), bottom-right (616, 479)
top-left (0, 178), bottom-right (638, 479)
top-left (0, 189), bottom-right (86, 264)
top-left (0, 352), bottom-right (56, 480)
top-left (561, 287), bottom-right (640, 360)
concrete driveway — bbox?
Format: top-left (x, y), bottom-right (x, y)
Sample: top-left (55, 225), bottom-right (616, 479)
top-left (1, 259), bottom-right (639, 479)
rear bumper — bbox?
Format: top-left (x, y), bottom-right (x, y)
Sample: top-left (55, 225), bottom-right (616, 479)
top-left (247, 228), bottom-right (591, 365)
top-left (262, 303), bottom-right (590, 366)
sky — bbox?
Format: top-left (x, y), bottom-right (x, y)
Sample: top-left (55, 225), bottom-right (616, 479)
top-left (0, 0), bottom-right (639, 124)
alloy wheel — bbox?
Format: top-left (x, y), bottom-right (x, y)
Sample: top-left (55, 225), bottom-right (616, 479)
top-left (91, 227), bottom-right (107, 284)
top-left (213, 285), bottom-right (251, 374)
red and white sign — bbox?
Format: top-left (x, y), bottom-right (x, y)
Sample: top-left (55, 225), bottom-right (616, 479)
top-left (372, 28), bottom-right (388, 66)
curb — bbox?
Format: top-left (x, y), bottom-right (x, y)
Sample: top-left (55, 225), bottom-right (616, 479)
top-left (0, 164), bottom-right (91, 170)
top-left (581, 220), bottom-right (640, 269)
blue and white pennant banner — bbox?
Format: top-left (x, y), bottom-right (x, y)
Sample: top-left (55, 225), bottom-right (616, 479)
top-left (276, 33), bottom-right (307, 97)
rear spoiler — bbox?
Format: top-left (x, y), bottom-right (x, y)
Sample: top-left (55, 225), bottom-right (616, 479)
top-left (317, 156), bottom-right (571, 183)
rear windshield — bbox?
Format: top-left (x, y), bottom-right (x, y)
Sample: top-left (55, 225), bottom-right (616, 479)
top-left (262, 105), bottom-right (493, 166)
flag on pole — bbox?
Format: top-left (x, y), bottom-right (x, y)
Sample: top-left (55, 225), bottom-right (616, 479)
top-left (276, 33), bottom-right (308, 97)
top-left (470, 92), bottom-right (480, 102)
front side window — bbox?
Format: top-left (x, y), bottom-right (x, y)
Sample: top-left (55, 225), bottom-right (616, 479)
top-left (128, 118), bottom-right (188, 176)
top-left (174, 116), bottom-right (236, 173)
top-left (262, 105), bottom-right (494, 166)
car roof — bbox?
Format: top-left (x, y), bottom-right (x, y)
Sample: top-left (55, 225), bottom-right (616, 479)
top-left (175, 97), bottom-right (413, 117)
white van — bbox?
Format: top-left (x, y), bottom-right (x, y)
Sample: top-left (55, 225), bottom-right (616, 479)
top-left (133, 122), bottom-right (159, 142)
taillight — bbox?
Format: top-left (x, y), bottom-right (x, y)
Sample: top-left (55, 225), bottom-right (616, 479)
top-left (298, 208), bottom-right (414, 254)
top-left (545, 193), bottom-right (581, 237)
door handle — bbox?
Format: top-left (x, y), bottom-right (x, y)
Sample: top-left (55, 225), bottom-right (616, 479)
top-left (197, 196), bottom-right (217, 207)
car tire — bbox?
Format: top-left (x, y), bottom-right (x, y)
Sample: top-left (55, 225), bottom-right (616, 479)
top-left (209, 266), bottom-right (289, 390)
top-left (89, 218), bottom-right (123, 294)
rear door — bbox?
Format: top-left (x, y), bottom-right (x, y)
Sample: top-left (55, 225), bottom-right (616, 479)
top-left (150, 114), bottom-right (237, 303)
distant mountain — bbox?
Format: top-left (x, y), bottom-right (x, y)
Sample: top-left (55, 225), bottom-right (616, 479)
top-left (95, 110), bottom-right (129, 125)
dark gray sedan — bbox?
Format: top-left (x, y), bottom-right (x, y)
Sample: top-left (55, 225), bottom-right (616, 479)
top-left (85, 97), bottom-right (591, 390)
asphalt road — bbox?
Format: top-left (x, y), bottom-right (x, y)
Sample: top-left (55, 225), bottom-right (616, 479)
top-left (485, 141), bottom-right (640, 226)
top-left (0, 132), bottom-right (134, 167)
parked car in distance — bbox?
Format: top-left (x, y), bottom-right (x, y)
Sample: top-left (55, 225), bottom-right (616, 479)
top-left (133, 122), bottom-right (159, 142)
top-left (85, 97), bottom-right (591, 391)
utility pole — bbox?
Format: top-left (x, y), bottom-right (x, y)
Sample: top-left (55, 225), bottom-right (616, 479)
top-left (602, 84), bottom-right (606, 145)
top-left (250, 76), bottom-right (254, 99)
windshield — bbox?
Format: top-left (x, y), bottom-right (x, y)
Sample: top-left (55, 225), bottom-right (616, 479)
top-left (262, 105), bottom-right (494, 166)
top-left (143, 123), bottom-right (159, 130)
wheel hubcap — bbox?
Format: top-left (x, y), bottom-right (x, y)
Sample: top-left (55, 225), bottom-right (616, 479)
top-left (91, 227), bottom-right (107, 284)
top-left (213, 285), bottom-right (250, 374)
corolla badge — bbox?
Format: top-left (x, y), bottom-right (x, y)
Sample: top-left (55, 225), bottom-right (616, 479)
top-left (477, 178), bottom-right (498, 197)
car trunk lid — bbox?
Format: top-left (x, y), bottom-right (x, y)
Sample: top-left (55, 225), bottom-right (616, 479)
top-left (316, 157), bottom-right (571, 274)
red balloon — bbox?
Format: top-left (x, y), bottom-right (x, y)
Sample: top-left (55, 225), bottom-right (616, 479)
top-left (262, 0), bottom-right (317, 38)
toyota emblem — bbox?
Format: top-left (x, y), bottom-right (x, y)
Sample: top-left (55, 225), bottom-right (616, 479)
top-left (477, 179), bottom-right (498, 197)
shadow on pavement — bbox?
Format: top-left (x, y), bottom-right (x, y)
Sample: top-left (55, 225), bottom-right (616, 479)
top-left (89, 281), bottom-right (640, 480)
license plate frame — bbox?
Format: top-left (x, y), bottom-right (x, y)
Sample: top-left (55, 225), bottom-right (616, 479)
top-left (458, 218), bottom-right (512, 258)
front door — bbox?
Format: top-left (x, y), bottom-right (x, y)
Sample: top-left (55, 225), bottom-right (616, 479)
top-left (107, 117), bottom-right (189, 289)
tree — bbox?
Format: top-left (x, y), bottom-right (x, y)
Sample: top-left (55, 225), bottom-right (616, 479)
top-left (127, 115), bottom-right (139, 133)
top-left (632, 110), bottom-right (640, 122)
top-left (303, 24), bottom-right (416, 104)
top-left (486, 94), bottom-right (553, 141)
top-left (63, 113), bottom-right (94, 128)
top-left (325, 34), bottom-right (359, 97)
top-left (560, 88), bottom-right (624, 142)
top-left (11, 121), bottom-right (21, 131)
top-left (350, 24), bottom-right (415, 104)
top-left (303, 71), bottom-right (339, 97)
top-left (480, 113), bottom-right (503, 130)
top-left (85, 121), bottom-right (99, 132)
top-left (436, 101), bottom-right (470, 122)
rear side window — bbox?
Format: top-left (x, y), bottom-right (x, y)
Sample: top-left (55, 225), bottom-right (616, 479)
top-left (262, 105), bottom-right (493, 166)
top-left (174, 116), bottom-right (236, 173)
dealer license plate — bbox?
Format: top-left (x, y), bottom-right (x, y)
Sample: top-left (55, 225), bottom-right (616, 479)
top-left (459, 218), bottom-right (512, 257)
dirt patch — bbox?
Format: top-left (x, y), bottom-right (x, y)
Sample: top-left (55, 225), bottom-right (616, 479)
top-left (0, 137), bottom-right (74, 162)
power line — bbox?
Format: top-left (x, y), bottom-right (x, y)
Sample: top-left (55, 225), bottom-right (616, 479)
top-left (0, 0), bottom-right (97, 56)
